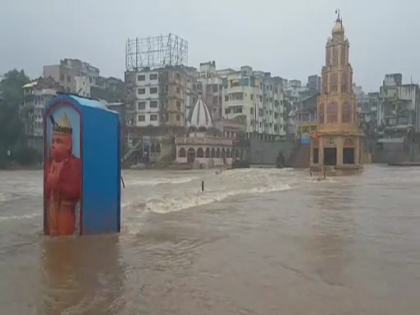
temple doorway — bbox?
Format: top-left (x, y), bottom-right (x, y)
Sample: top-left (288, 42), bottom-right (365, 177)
top-left (343, 148), bottom-right (355, 164)
top-left (324, 148), bottom-right (337, 166)
top-left (187, 148), bottom-right (195, 163)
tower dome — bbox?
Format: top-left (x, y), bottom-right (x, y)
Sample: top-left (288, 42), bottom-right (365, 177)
top-left (332, 21), bottom-right (345, 34)
top-left (188, 96), bottom-right (213, 130)
top-left (332, 9), bottom-right (345, 35)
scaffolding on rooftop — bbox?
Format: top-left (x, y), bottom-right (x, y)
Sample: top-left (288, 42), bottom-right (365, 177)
top-left (125, 33), bottom-right (188, 71)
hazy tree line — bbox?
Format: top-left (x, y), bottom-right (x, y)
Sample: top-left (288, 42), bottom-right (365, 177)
top-left (0, 69), bottom-right (42, 169)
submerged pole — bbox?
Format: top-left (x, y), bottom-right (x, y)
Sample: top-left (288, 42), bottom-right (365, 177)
top-left (202, 180), bottom-right (204, 192)
top-left (121, 176), bottom-right (125, 188)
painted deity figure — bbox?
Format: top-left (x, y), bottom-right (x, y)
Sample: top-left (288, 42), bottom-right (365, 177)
top-left (45, 113), bottom-right (82, 236)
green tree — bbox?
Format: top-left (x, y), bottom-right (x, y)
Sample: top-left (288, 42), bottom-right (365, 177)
top-left (0, 69), bottom-right (31, 167)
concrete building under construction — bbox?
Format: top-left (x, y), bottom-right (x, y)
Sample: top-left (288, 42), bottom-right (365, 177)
top-left (124, 34), bottom-right (198, 163)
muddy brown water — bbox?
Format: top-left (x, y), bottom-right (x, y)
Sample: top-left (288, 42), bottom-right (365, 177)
top-left (0, 166), bottom-right (419, 314)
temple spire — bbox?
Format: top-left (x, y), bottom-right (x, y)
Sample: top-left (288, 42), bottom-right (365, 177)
top-left (335, 9), bottom-right (341, 23)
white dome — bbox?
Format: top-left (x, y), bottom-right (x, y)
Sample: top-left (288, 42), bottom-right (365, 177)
top-left (188, 97), bottom-right (213, 130)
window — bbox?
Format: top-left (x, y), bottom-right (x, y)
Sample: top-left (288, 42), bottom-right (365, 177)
top-left (176, 114), bottom-right (181, 121)
top-left (150, 101), bottom-right (158, 108)
top-left (149, 74), bottom-right (158, 80)
top-left (322, 73), bottom-right (328, 94)
top-left (230, 92), bottom-right (244, 101)
top-left (176, 100), bottom-right (181, 110)
top-left (138, 102), bottom-right (146, 110)
top-left (138, 75), bottom-right (145, 81)
top-left (250, 108), bottom-right (254, 115)
top-left (176, 87), bottom-right (180, 94)
top-left (341, 73), bottom-right (348, 93)
top-left (150, 87), bottom-right (158, 94)
top-left (138, 88), bottom-right (146, 95)
top-left (66, 75), bottom-right (71, 82)
top-left (342, 102), bottom-right (352, 123)
top-left (319, 103), bottom-right (325, 123)
top-left (212, 84), bottom-right (218, 92)
top-left (232, 107), bottom-right (242, 114)
top-left (225, 96), bottom-right (229, 102)
top-left (331, 73), bottom-right (338, 93)
top-left (326, 47), bottom-right (331, 66)
top-left (212, 96), bottom-right (218, 105)
top-left (327, 102), bottom-right (338, 123)
top-left (150, 114), bottom-right (158, 121)
top-left (251, 94), bottom-right (254, 100)
top-left (176, 73), bottom-right (181, 80)
top-left (341, 46), bottom-right (347, 65)
top-left (138, 115), bottom-right (145, 122)
top-left (60, 74), bottom-right (65, 81)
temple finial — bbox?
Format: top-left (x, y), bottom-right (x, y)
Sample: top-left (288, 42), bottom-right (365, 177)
top-left (335, 9), bottom-right (341, 23)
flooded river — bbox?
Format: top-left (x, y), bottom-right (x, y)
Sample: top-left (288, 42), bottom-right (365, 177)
top-left (0, 166), bottom-right (419, 314)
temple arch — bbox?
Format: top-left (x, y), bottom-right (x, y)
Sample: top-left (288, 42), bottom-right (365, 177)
top-left (205, 148), bottom-right (210, 158)
top-left (187, 148), bottom-right (195, 163)
top-left (178, 148), bottom-right (186, 157)
top-left (344, 138), bottom-right (354, 147)
top-left (155, 143), bottom-right (161, 154)
top-left (216, 148), bottom-right (221, 158)
top-left (210, 148), bottom-right (216, 158)
top-left (197, 147), bottom-right (204, 158)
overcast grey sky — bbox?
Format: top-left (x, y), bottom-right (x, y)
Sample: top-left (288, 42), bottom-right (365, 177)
top-left (1, 0), bottom-right (419, 91)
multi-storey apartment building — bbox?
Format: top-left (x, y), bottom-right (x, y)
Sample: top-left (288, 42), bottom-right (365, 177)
top-left (125, 65), bottom-right (198, 138)
top-left (43, 58), bottom-right (126, 101)
top-left (377, 74), bottom-right (420, 136)
top-left (221, 66), bottom-right (286, 140)
top-left (307, 75), bottom-right (321, 93)
top-left (43, 58), bottom-right (100, 93)
top-left (21, 77), bottom-right (59, 137)
top-left (358, 92), bottom-right (379, 128)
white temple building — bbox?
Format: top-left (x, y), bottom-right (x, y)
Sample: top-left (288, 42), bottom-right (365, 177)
top-left (175, 97), bottom-right (245, 168)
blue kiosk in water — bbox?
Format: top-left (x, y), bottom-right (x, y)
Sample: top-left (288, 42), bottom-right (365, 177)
top-left (43, 93), bottom-right (121, 236)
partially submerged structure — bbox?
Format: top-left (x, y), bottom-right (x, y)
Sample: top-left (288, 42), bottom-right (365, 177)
top-left (309, 12), bottom-right (366, 175)
top-left (175, 97), bottom-right (246, 168)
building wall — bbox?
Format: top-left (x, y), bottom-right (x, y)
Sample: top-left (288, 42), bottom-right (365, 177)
top-left (249, 139), bottom-right (294, 165)
top-left (198, 61), bottom-right (223, 121)
top-left (43, 64), bottom-right (74, 92)
top-left (374, 140), bottom-right (420, 163)
top-left (74, 75), bottom-right (91, 97)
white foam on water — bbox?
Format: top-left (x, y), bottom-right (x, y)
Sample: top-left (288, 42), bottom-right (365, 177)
top-left (124, 183), bottom-right (292, 214)
top-left (127, 177), bottom-right (198, 186)
top-left (0, 213), bottom-right (41, 222)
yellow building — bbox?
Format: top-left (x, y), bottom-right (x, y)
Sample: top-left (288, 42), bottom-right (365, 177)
top-left (310, 12), bottom-right (365, 175)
